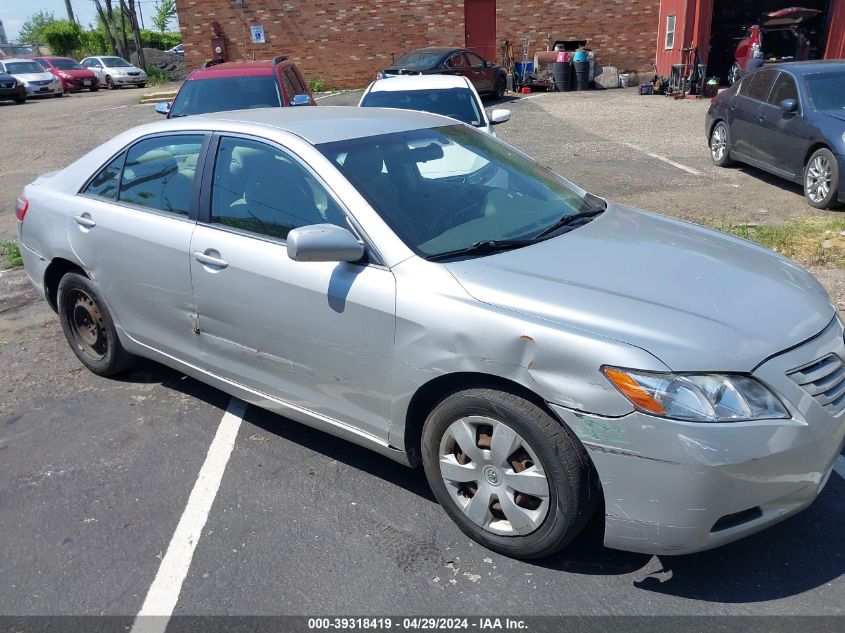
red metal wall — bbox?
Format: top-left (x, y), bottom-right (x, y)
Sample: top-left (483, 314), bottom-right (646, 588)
top-left (825, 0), bottom-right (845, 58)
top-left (655, 0), bottom-right (713, 75)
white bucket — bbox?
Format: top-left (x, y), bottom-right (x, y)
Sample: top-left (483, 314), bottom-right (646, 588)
top-left (619, 73), bottom-right (630, 88)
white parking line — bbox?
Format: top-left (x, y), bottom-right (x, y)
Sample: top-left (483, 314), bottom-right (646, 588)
top-left (835, 454), bottom-right (845, 480)
top-left (623, 142), bottom-right (702, 176)
top-left (129, 397), bottom-right (247, 633)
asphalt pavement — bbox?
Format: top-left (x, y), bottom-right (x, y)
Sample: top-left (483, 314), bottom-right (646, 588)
top-left (1, 86), bottom-right (844, 626)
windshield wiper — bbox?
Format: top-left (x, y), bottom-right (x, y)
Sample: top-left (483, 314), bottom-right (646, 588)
top-left (533, 205), bottom-right (606, 240)
top-left (426, 239), bottom-right (536, 262)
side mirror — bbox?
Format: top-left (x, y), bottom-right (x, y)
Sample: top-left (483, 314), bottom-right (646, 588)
top-left (779, 98), bottom-right (798, 113)
top-left (489, 108), bottom-right (511, 125)
top-left (287, 224), bottom-right (364, 263)
top-left (289, 94), bottom-right (312, 107)
top-left (155, 101), bottom-right (171, 115)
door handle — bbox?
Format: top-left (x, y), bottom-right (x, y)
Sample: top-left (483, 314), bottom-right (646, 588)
top-left (193, 251), bottom-right (229, 269)
top-left (74, 214), bottom-right (96, 229)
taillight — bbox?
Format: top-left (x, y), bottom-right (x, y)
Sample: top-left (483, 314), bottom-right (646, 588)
top-left (15, 196), bottom-right (28, 222)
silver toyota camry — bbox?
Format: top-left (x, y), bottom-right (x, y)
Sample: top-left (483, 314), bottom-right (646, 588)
top-left (16, 107), bottom-right (845, 559)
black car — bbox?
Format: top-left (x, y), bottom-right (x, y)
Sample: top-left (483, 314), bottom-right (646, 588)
top-left (378, 47), bottom-right (508, 100)
top-left (0, 72), bottom-right (26, 104)
top-left (706, 61), bottom-right (845, 209)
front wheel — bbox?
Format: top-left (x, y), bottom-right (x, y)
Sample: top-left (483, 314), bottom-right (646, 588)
top-left (494, 76), bottom-right (506, 100)
top-left (106, 76), bottom-right (115, 90)
top-left (138, 83), bottom-right (146, 88)
top-left (804, 148), bottom-right (842, 210)
top-left (57, 273), bottom-right (136, 376)
top-left (90, 86), bottom-right (99, 92)
top-left (421, 388), bottom-right (597, 559)
top-left (710, 121), bottom-right (734, 167)
top-left (14, 96), bottom-right (26, 104)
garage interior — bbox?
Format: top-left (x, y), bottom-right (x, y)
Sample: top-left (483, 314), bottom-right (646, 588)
top-left (708, 0), bottom-right (832, 81)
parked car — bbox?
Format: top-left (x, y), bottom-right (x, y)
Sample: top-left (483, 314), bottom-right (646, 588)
top-left (0, 58), bottom-right (63, 97)
top-left (167, 44), bottom-right (184, 55)
top-left (157, 56), bottom-right (313, 117)
top-left (32, 56), bottom-right (99, 93)
top-left (707, 61), bottom-right (845, 209)
top-left (0, 72), bottom-right (26, 104)
top-left (378, 47), bottom-right (508, 100)
top-left (728, 7), bottom-right (821, 85)
top-left (80, 56), bottom-right (147, 89)
top-left (16, 107), bottom-right (845, 558)
top-left (359, 74), bottom-right (510, 135)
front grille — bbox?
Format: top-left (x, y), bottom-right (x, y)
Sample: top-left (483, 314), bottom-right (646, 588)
top-left (33, 79), bottom-right (52, 86)
top-left (788, 353), bottom-right (845, 415)
top-left (127, 71), bottom-right (140, 76)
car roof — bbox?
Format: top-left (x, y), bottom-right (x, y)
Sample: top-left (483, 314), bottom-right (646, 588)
top-left (773, 60), bottom-right (845, 75)
top-left (2, 58), bottom-right (43, 63)
top-left (188, 60), bottom-right (281, 79)
top-left (402, 47), bottom-right (459, 55)
top-left (173, 106), bottom-right (453, 144)
top-left (368, 74), bottom-right (472, 92)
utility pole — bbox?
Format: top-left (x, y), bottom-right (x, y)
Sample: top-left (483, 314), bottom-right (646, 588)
top-left (137, 1), bottom-right (145, 29)
top-left (64, 0), bottom-right (76, 23)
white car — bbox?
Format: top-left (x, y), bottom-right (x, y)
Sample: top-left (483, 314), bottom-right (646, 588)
top-left (80, 56), bottom-right (147, 89)
top-left (0, 58), bottom-right (63, 97)
top-left (358, 74), bottom-right (510, 136)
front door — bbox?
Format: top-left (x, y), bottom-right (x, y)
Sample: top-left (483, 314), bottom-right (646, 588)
top-left (67, 133), bottom-right (206, 362)
top-left (465, 0), bottom-right (497, 63)
top-left (756, 71), bottom-right (806, 178)
top-left (190, 134), bottom-right (397, 440)
top-left (465, 50), bottom-right (494, 93)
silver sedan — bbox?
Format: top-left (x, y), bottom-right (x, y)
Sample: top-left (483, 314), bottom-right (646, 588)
top-left (15, 107), bottom-right (845, 558)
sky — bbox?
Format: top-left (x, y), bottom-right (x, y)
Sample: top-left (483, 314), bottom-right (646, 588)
top-left (1, 0), bottom-right (175, 41)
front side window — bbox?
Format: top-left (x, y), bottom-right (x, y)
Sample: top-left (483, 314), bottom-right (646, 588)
top-left (169, 76), bottom-right (281, 116)
top-left (665, 15), bottom-right (676, 50)
top-left (210, 137), bottom-right (346, 240)
top-left (739, 70), bottom-right (777, 101)
top-left (360, 87), bottom-right (484, 127)
top-left (83, 153), bottom-right (125, 200)
top-left (447, 53), bottom-right (469, 69)
top-left (466, 52), bottom-right (486, 67)
top-left (119, 135), bottom-right (203, 215)
top-left (317, 125), bottom-right (595, 259)
top-left (767, 73), bottom-right (798, 106)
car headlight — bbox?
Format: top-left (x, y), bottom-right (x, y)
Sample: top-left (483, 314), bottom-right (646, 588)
top-left (58, 72), bottom-right (72, 79)
top-left (602, 366), bottom-right (789, 422)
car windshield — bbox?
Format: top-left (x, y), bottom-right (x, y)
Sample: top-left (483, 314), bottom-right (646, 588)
top-left (169, 76), bottom-right (281, 116)
top-left (103, 57), bottom-right (132, 68)
top-left (392, 51), bottom-right (445, 68)
top-left (317, 125), bottom-right (594, 259)
top-left (361, 88), bottom-right (484, 127)
top-left (5, 61), bottom-right (45, 74)
top-left (52, 58), bottom-right (83, 70)
top-left (805, 72), bottom-right (845, 110)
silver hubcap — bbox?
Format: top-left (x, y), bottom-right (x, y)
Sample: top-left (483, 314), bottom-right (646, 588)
top-left (711, 125), bottom-right (727, 162)
top-left (806, 156), bottom-right (832, 204)
top-left (438, 416), bottom-right (550, 536)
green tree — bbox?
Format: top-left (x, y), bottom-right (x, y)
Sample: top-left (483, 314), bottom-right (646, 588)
top-left (41, 21), bottom-right (83, 56)
top-left (18, 10), bottom-right (58, 44)
top-left (151, 0), bottom-right (177, 33)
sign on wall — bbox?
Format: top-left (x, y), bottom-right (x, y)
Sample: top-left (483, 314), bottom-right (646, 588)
top-left (250, 25), bottom-right (265, 44)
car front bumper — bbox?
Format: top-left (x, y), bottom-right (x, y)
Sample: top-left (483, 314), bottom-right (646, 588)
top-left (552, 316), bottom-right (845, 555)
top-left (0, 85), bottom-right (26, 101)
top-left (24, 83), bottom-right (62, 96)
top-left (60, 76), bottom-right (98, 91)
top-left (111, 75), bottom-right (146, 85)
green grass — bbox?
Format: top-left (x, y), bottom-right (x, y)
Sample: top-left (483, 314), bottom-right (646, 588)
top-left (0, 240), bottom-right (22, 269)
top-left (144, 65), bottom-right (170, 87)
top-left (718, 218), bottom-right (845, 267)
top-left (308, 77), bottom-right (327, 93)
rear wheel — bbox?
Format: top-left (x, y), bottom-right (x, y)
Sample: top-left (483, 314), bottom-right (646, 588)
top-left (57, 273), bottom-right (136, 376)
top-left (804, 148), bottom-right (842, 210)
top-left (90, 86), bottom-right (99, 92)
top-left (494, 75), bottom-right (506, 100)
top-left (421, 387), bottom-right (597, 559)
top-left (710, 121), bottom-right (734, 167)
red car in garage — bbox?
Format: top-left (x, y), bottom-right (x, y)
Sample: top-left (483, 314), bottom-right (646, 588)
top-left (32, 57), bottom-right (99, 92)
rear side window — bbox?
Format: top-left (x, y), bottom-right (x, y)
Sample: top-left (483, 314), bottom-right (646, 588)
top-left (118, 135), bottom-right (203, 216)
top-left (83, 153), bottom-right (125, 200)
top-left (767, 73), bottom-right (798, 105)
top-left (739, 70), bottom-right (777, 101)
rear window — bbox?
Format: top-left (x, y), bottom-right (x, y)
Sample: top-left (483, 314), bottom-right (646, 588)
top-left (361, 87), bottom-right (484, 127)
top-left (169, 75), bottom-right (281, 116)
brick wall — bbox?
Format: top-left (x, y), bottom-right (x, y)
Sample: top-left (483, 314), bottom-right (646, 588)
top-left (177, 0), bottom-right (659, 89)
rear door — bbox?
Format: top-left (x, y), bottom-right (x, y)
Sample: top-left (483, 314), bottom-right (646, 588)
top-left (67, 132), bottom-right (208, 362)
top-left (729, 69), bottom-right (777, 161)
top-left (756, 71), bottom-right (806, 178)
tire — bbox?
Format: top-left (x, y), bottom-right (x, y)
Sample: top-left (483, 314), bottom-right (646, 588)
top-left (138, 83), bottom-right (146, 88)
top-left (727, 62), bottom-right (741, 86)
top-left (57, 273), bottom-right (136, 376)
top-left (90, 86), bottom-right (99, 92)
top-left (494, 75), bottom-right (506, 100)
top-left (106, 76), bottom-right (115, 90)
top-left (804, 148), bottom-right (842, 210)
top-left (421, 387), bottom-right (597, 559)
top-left (14, 97), bottom-right (25, 104)
top-left (709, 121), bottom-right (734, 167)
top-left (54, 92), bottom-right (64, 98)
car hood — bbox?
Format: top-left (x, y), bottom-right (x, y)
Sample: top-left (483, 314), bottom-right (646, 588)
top-left (443, 204), bottom-right (834, 372)
top-left (59, 69), bottom-right (96, 78)
top-left (14, 72), bottom-right (55, 82)
top-left (818, 109), bottom-right (845, 124)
